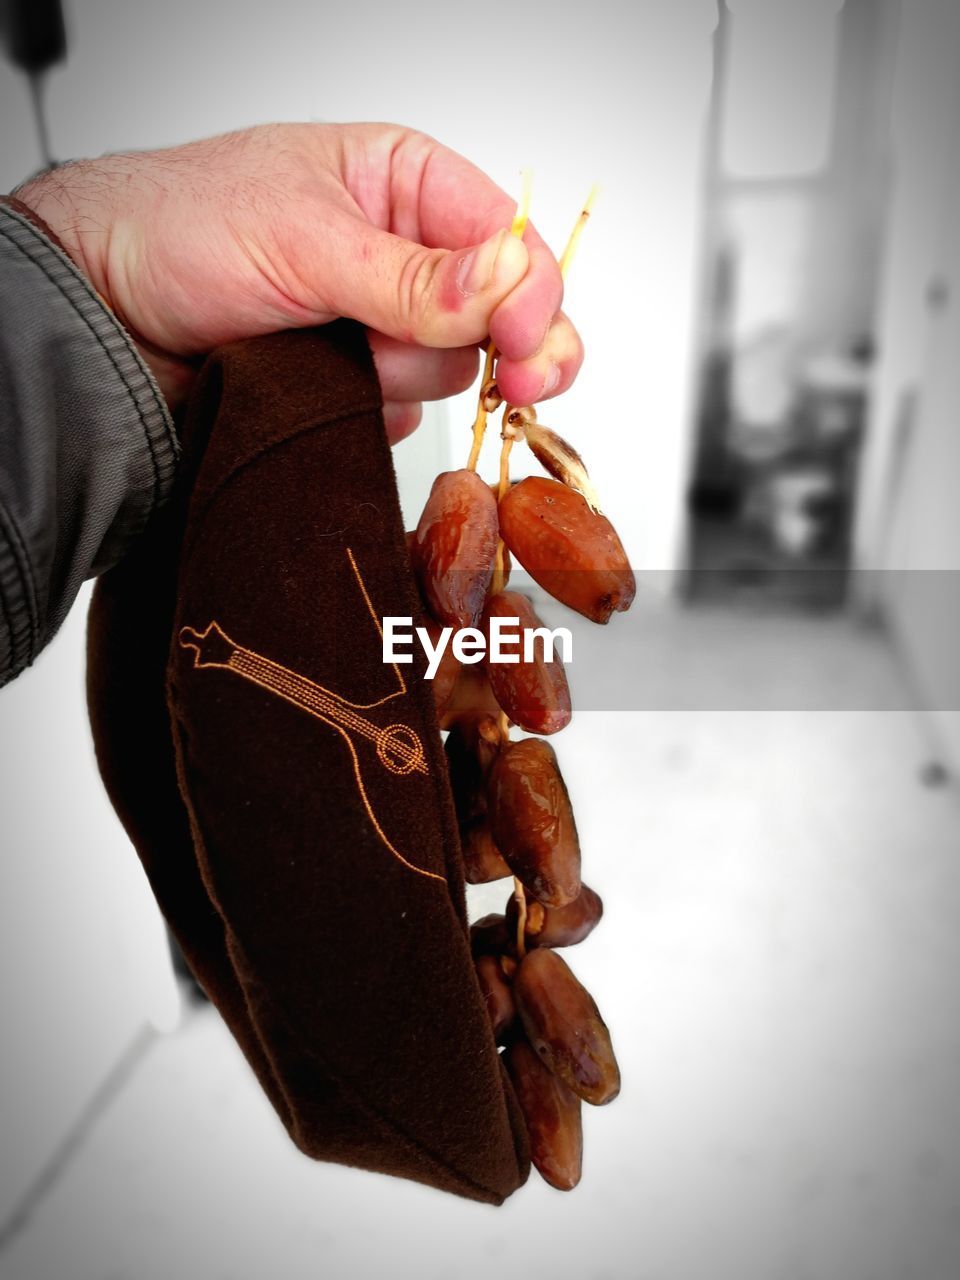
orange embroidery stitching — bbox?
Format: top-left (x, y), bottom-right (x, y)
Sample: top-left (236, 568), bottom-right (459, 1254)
top-left (179, 550), bottom-right (444, 884)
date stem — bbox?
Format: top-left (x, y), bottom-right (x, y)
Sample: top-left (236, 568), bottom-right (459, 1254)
top-left (513, 876), bottom-right (528, 959)
top-left (498, 434), bottom-right (514, 498)
top-left (466, 344), bottom-right (497, 472)
top-left (489, 425), bottom-right (515, 593)
top-left (558, 185), bottom-right (599, 281)
top-left (466, 173), bottom-right (532, 472)
top-left (476, 184), bottom-right (596, 978)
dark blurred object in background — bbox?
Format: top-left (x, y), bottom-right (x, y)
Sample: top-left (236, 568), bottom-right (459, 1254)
top-left (0, 0), bottom-right (66, 72)
top-left (0, 0), bottom-right (67, 167)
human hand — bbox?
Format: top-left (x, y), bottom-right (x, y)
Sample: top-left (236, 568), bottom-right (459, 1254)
top-left (15, 123), bottom-right (583, 440)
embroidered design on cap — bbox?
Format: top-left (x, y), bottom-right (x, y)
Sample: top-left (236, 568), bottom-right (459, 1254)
top-left (178, 548), bottom-right (444, 883)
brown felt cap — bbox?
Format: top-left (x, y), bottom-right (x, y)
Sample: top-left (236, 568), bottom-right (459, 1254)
top-left (87, 322), bottom-right (530, 1204)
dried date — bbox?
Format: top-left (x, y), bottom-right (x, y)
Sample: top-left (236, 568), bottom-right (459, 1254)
top-left (474, 954), bottom-right (516, 1042)
top-left (513, 948), bottom-right (620, 1106)
top-left (481, 591), bottom-right (571, 735)
top-left (505, 1037), bottom-right (583, 1191)
top-left (498, 476), bottom-right (635, 624)
top-left (413, 469), bottom-right (499, 628)
top-left (488, 738), bottom-right (581, 908)
top-left (506, 883), bottom-right (603, 949)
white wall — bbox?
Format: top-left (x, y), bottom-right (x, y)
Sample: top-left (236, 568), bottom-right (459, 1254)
top-left (852, 0), bottom-right (960, 769)
top-left (0, 586), bottom-right (179, 1225)
top-left (854, 0), bottom-right (960, 579)
top-left (712, 0), bottom-right (896, 361)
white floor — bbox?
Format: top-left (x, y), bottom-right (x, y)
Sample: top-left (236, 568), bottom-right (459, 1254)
top-left (2, 610), bottom-right (960, 1280)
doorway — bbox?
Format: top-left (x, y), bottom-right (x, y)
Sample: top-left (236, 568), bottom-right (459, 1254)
top-left (685, 0), bottom-right (899, 610)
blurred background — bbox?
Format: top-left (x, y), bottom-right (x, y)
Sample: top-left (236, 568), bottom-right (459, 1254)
top-left (1, 1), bottom-right (958, 1277)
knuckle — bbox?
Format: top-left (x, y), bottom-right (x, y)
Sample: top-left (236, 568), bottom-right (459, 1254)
top-left (396, 248), bottom-right (444, 342)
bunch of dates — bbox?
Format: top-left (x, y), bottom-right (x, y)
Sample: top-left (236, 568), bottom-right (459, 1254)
top-left (408, 431), bottom-right (635, 1191)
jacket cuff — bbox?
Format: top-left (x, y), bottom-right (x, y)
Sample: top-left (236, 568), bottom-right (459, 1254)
top-left (0, 199), bottom-right (179, 685)
top-left (0, 193), bottom-right (75, 258)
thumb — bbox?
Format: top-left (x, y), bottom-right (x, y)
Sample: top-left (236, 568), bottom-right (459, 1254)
top-left (308, 218), bottom-right (530, 349)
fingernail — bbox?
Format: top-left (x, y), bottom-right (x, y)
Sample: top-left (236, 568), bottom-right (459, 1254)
top-left (457, 230), bottom-right (505, 295)
top-left (457, 230), bottom-right (527, 297)
top-left (542, 362), bottom-right (561, 396)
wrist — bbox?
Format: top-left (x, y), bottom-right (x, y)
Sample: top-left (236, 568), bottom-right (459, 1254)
top-left (13, 161), bottom-right (114, 304)
top-left (10, 161), bottom-right (189, 408)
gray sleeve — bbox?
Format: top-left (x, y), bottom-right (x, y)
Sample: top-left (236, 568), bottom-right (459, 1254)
top-left (0, 201), bottom-right (179, 688)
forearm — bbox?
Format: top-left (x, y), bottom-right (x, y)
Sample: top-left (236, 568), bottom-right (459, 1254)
top-left (0, 195), bottom-right (178, 686)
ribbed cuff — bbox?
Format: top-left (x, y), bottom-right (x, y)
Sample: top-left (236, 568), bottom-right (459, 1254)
top-left (0, 199), bottom-right (179, 513)
top-left (0, 200), bottom-right (180, 685)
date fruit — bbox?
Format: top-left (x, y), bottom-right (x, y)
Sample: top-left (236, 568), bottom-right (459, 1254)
top-left (498, 476), bottom-right (636, 624)
top-left (481, 591), bottom-right (571, 735)
top-left (513, 948), bottom-right (620, 1106)
top-left (506, 883), bottom-right (603, 949)
top-left (461, 823), bottom-right (512, 884)
top-left (412, 470), bottom-right (499, 628)
top-left (505, 1037), bottom-right (583, 1191)
top-left (469, 913), bottom-right (513, 959)
top-left (424, 619), bottom-right (461, 721)
top-left (488, 738), bottom-right (581, 908)
top-left (439, 663), bottom-right (503, 731)
top-left (445, 718), bottom-right (511, 882)
top-left (474, 954), bottom-right (517, 1042)
top-left (445, 717), bottom-right (502, 824)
